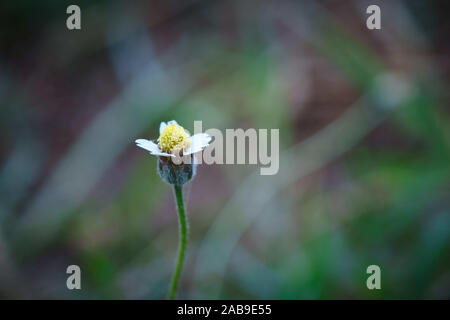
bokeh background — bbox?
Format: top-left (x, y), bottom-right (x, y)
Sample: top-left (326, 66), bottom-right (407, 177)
top-left (0, 0), bottom-right (449, 299)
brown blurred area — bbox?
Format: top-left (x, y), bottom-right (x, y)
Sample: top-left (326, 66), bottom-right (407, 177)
top-left (0, 0), bottom-right (449, 299)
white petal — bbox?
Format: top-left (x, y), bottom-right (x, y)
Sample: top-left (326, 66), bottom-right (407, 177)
top-left (135, 139), bottom-right (158, 153)
top-left (153, 151), bottom-right (175, 157)
top-left (185, 133), bottom-right (211, 155)
top-left (167, 120), bottom-right (179, 126)
top-left (135, 139), bottom-right (174, 157)
top-left (159, 122), bottom-right (167, 135)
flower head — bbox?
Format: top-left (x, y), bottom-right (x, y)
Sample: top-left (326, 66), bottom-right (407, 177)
top-left (135, 120), bottom-right (211, 157)
top-left (158, 122), bottom-right (191, 154)
top-left (135, 120), bottom-right (211, 185)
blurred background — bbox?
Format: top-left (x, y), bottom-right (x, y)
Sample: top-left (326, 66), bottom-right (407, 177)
top-left (0, 0), bottom-right (449, 299)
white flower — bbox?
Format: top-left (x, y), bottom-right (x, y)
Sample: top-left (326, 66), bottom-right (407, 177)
top-left (135, 120), bottom-right (211, 157)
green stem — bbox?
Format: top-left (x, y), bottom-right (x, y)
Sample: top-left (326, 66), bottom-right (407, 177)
top-left (167, 184), bottom-right (188, 300)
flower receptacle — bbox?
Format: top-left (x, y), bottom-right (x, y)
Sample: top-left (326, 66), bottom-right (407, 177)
top-left (157, 156), bottom-right (196, 186)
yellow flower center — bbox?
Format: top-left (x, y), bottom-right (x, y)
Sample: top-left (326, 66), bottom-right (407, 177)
top-left (158, 124), bottom-right (191, 154)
